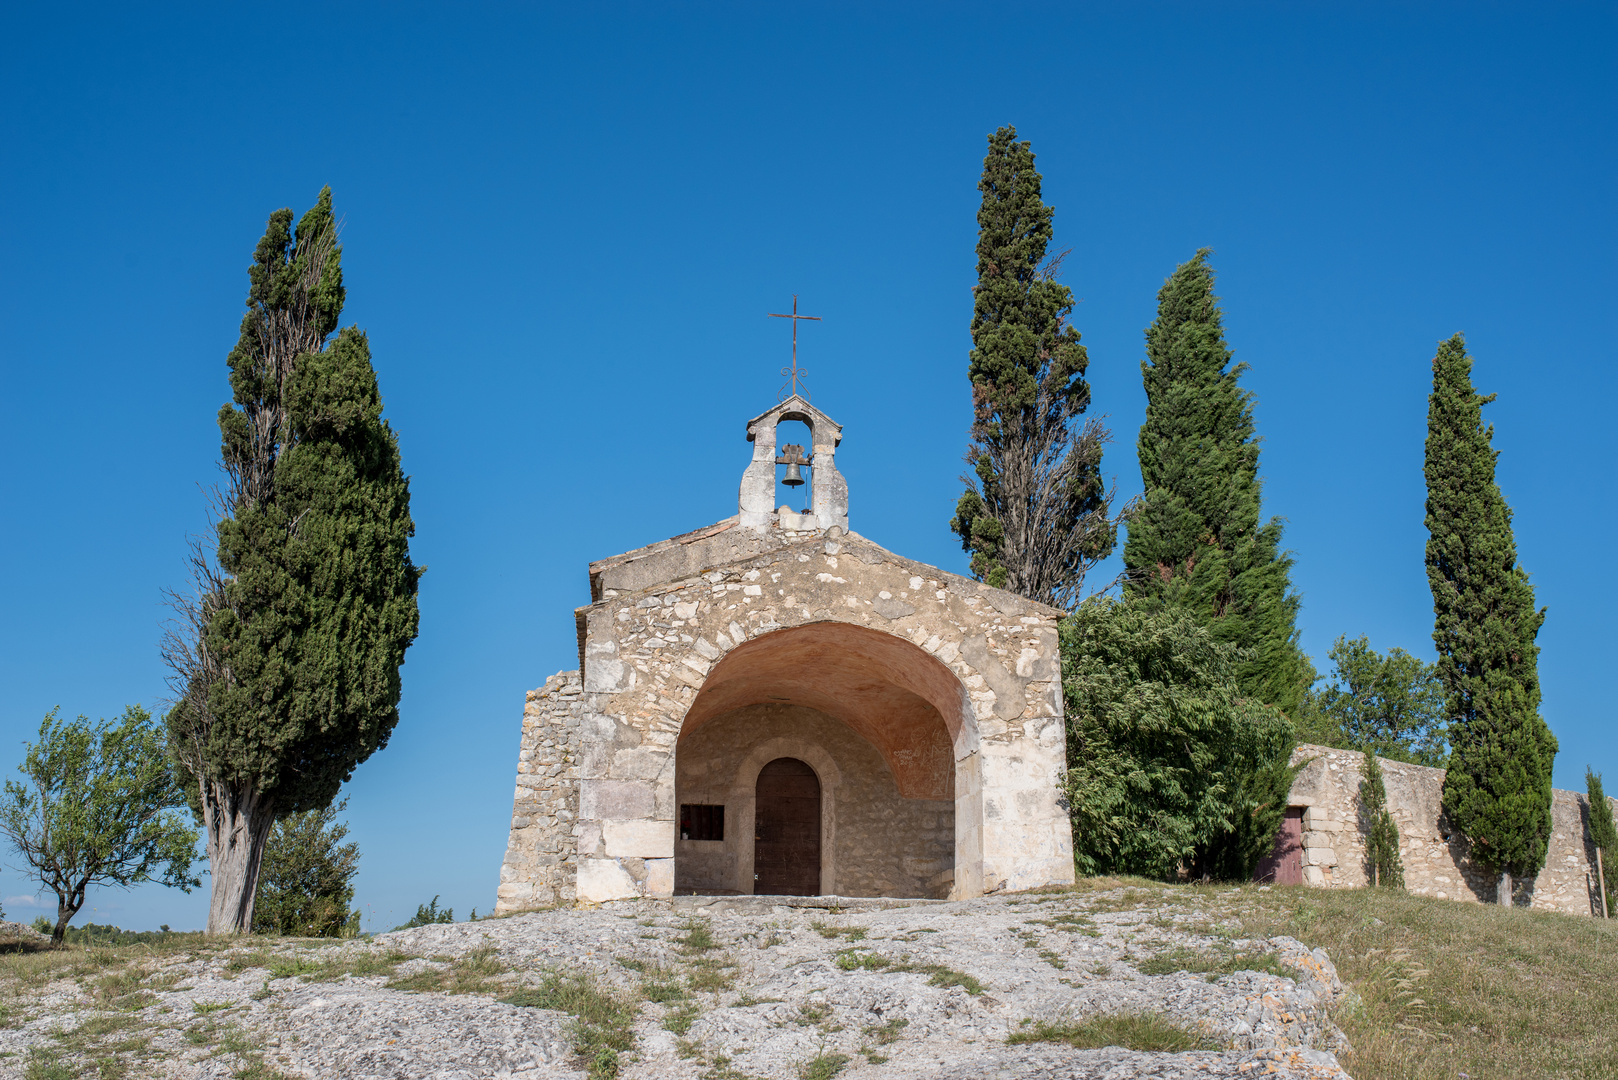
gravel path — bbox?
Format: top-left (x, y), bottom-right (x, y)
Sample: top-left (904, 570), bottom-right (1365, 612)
top-left (0, 884), bottom-right (1355, 1078)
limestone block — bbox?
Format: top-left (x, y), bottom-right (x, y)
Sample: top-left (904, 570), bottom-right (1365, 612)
top-left (1303, 847), bottom-right (1338, 867)
top-left (960, 635), bottom-right (1027, 722)
top-left (576, 858), bottom-right (639, 903)
top-left (584, 658), bottom-right (626, 692)
top-left (644, 857), bottom-right (674, 896)
top-left (872, 595), bottom-right (916, 620)
top-left (603, 819), bottom-right (675, 859)
top-left (1303, 865), bottom-right (1325, 886)
top-left (612, 747), bottom-right (674, 781)
top-left (580, 779), bottom-right (655, 820)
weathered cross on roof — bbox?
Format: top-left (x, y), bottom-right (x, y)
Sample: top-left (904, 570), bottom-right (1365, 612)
top-left (768, 295), bottom-right (821, 401)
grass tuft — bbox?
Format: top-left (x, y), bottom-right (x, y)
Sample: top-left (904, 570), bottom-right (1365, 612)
top-left (675, 919), bottom-right (719, 951)
top-left (798, 1050), bottom-right (851, 1080)
top-left (1007, 1013), bottom-right (1214, 1051)
top-left (1134, 944), bottom-right (1295, 981)
top-left (502, 969), bottom-right (637, 1079)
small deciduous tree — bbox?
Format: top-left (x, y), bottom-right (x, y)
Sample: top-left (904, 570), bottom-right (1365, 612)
top-left (1, 707), bottom-right (198, 943)
top-left (1060, 597), bottom-right (1293, 880)
top-left (1425, 334), bottom-right (1556, 907)
top-left (1296, 635), bottom-right (1448, 767)
top-left (949, 125), bottom-right (1120, 608)
top-left (1587, 769), bottom-right (1615, 918)
top-left (252, 798), bottom-right (362, 937)
top-left (1359, 750), bottom-right (1404, 888)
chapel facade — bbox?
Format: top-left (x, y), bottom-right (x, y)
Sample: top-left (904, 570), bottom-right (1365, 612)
top-left (494, 395), bottom-right (1075, 909)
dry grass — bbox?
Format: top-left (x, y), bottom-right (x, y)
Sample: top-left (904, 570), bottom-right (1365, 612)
top-left (386, 945), bottom-right (505, 995)
top-left (1215, 883), bottom-right (1618, 1080)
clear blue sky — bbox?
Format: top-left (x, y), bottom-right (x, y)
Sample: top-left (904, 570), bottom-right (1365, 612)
top-left (2, 4), bottom-right (1612, 931)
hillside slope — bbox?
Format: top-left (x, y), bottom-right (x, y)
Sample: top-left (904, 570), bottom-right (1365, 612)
top-left (1, 880), bottom-right (1612, 1079)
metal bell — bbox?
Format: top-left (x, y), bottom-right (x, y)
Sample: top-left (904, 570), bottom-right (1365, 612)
top-left (782, 462), bottom-right (805, 488)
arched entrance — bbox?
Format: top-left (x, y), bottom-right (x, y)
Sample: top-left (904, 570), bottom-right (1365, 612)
top-left (754, 758), bottom-right (821, 895)
top-left (673, 621), bottom-right (979, 899)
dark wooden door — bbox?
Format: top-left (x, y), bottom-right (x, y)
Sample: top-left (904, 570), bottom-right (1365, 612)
top-left (1254, 806), bottom-right (1305, 885)
top-left (754, 758), bottom-right (821, 895)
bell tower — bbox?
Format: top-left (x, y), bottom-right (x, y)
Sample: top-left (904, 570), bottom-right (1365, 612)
top-left (738, 395), bottom-right (848, 533)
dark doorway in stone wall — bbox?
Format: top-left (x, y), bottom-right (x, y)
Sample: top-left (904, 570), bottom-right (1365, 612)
top-left (1254, 806), bottom-right (1304, 885)
top-left (755, 758), bottom-right (821, 895)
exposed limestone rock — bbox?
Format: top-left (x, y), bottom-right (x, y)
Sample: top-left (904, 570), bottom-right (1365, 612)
top-left (0, 886), bottom-right (1354, 1079)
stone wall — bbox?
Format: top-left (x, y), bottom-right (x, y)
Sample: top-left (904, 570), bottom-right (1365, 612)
top-left (1289, 744), bottom-right (1616, 916)
top-left (674, 703), bottom-right (955, 898)
top-left (569, 523), bottom-right (1073, 905)
top-left (494, 671), bottom-right (585, 914)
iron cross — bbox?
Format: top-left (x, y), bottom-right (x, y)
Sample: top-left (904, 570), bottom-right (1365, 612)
top-left (768, 295), bottom-right (821, 401)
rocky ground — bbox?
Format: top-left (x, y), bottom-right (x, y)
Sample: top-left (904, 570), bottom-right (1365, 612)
top-left (0, 882), bottom-right (1357, 1079)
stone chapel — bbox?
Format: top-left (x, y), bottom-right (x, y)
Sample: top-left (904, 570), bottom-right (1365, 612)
top-left (494, 395), bottom-right (1074, 910)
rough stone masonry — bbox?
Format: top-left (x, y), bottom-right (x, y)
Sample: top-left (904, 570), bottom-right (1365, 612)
top-left (497, 395), bottom-right (1074, 911)
top-left (1285, 744), bottom-right (1617, 915)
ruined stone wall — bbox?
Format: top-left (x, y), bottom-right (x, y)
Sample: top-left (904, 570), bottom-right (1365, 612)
top-left (674, 704), bottom-right (955, 898)
top-left (493, 671), bottom-right (584, 914)
top-left (1289, 744), bottom-right (1615, 916)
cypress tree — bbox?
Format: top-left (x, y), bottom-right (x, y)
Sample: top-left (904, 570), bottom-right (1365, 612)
top-left (1359, 750), bottom-right (1404, 888)
top-left (1425, 333), bottom-right (1555, 906)
top-left (1586, 768), bottom-right (1615, 917)
top-left (949, 125), bottom-right (1117, 607)
top-left (1122, 250), bottom-right (1307, 714)
top-left (1122, 251), bottom-right (1306, 879)
top-left (167, 189), bottom-right (421, 933)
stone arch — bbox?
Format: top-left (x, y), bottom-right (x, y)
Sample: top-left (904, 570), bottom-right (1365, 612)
top-left (676, 620), bottom-right (982, 897)
top-left (731, 739), bottom-right (841, 894)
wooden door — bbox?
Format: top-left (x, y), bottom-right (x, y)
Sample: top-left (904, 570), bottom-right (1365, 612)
top-left (1254, 806), bottom-right (1305, 885)
top-left (754, 758), bottom-right (821, 895)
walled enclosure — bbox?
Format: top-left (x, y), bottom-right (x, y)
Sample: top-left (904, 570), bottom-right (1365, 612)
top-left (1285, 744), bottom-right (1617, 917)
top-left (495, 396), bottom-right (1074, 911)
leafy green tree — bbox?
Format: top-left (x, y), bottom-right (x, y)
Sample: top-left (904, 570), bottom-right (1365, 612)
top-left (1, 707), bottom-right (198, 943)
top-left (1359, 750), bottom-right (1405, 888)
top-left (252, 798), bottom-right (362, 937)
top-left (1425, 333), bottom-right (1555, 906)
top-left (1296, 635), bottom-right (1448, 767)
top-left (1060, 597), bottom-right (1293, 879)
top-left (949, 126), bottom-right (1118, 607)
top-left (1122, 250), bottom-right (1307, 714)
top-left (166, 188), bottom-right (421, 933)
top-left (1587, 769), bottom-right (1615, 917)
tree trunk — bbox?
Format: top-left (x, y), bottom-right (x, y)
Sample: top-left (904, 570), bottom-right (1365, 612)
top-left (1498, 870), bottom-right (1513, 907)
top-left (202, 777), bottom-right (275, 934)
top-left (52, 882), bottom-right (86, 945)
top-left (1598, 848), bottom-right (1609, 919)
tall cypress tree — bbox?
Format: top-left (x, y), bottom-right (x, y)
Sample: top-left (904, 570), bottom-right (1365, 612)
top-left (166, 189), bottom-right (421, 933)
top-left (949, 126), bottom-right (1117, 608)
top-left (1122, 250), bottom-right (1307, 713)
top-left (1426, 334), bottom-right (1554, 906)
top-left (1122, 251), bottom-right (1307, 879)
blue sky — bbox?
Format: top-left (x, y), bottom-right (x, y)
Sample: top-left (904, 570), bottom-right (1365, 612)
top-left (1, 4), bottom-right (1612, 931)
